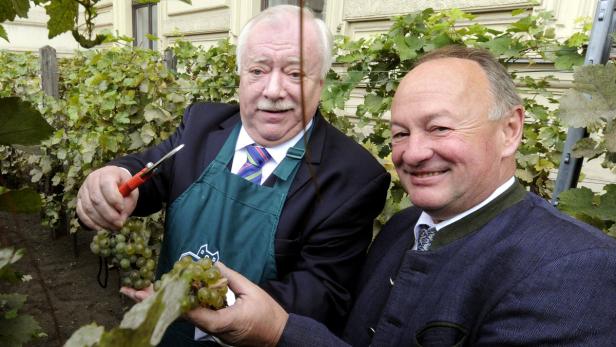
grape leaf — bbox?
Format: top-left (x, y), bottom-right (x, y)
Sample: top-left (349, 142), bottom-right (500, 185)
top-left (480, 36), bottom-right (513, 56)
top-left (0, 313), bottom-right (43, 347)
top-left (554, 47), bottom-right (584, 70)
top-left (0, 25), bottom-right (7, 41)
top-left (559, 64), bottom-right (616, 127)
top-left (0, 0), bottom-right (31, 22)
top-left (0, 188), bottom-right (42, 213)
top-left (364, 94), bottom-right (383, 114)
top-left (557, 187), bottom-right (595, 216)
top-left (0, 97), bottom-right (55, 145)
top-left (45, 0), bottom-right (78, 39)
top-left (393, 35), bottom-right (416, 61)
top-left (595, 184), bottom-right (616, 222)
top-left (558, 89), bottom-right (615, 128)
top-left (515, 168), bottom-right (534, 183)
top-left (0, 248), bottom-right (23, 271)
top-left (571, 137), bottom-right (600, 159)
top-left (64, 324), bottom-right (104, 347)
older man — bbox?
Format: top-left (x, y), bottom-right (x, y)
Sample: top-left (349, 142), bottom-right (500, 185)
top-left (189, 46), bottom-right (616, 346)
top-left (76, 5), bottom-right (389, 346)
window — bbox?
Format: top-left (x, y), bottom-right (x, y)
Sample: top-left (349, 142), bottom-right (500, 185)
top-left (132, 2), bottom-right (158, 50)
top-left (261, 0), bottom-right (325, 19)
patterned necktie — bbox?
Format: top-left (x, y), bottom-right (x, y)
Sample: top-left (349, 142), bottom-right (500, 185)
top-left (237, 145), bottom-right (271, 184)
top-left (416, 224), bottom-right (437, 251)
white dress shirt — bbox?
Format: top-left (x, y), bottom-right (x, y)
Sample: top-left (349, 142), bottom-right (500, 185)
top-left (230, 120), bottom-right (313, 184)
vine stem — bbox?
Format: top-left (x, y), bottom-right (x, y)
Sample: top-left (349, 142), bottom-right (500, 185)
top-left (4, 209), bottom-right (63, 347)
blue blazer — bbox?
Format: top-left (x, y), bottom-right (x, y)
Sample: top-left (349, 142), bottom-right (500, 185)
top-left (280, 187), bottom-right (616, 346)
top-left (110, 102), bottom-right (390, 331)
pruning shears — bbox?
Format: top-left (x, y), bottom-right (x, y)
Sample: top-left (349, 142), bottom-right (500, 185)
top-left (118, 144), bottom-right (185, 197)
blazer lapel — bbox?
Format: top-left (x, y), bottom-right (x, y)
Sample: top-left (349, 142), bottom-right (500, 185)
top-left (202, 113), bottom-right (241, 168)
top-left (285, 112), bottom-right (325, 200)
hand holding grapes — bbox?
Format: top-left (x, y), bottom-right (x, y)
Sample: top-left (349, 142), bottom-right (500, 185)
top-left (186, 262), bottom-right (289, 347)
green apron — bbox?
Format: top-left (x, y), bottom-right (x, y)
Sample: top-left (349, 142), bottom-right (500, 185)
top-left (158, 123), bottom-right (308, 346)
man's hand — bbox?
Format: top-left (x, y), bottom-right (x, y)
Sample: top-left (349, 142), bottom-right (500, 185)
top-left (186, 262), bottom-right (289, 347)
top-left (120, 284), bottom-right (154, 302)
top-left (76, 166), bottom-right (138, 230)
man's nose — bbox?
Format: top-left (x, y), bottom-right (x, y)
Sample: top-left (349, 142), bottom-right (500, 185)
top-left (263, 71), bottom-right (287, 100)
top-left (402, 133), bottom-right (434, 166)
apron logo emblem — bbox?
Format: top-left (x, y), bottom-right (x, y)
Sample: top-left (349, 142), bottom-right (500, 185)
top-left (179, 243), bottom-right (220, 263)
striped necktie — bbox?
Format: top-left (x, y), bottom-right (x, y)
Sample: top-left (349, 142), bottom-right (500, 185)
top-left (237, 145), bottom-right (271, 184)
top-left (416, 224), bottom-right (437, 251)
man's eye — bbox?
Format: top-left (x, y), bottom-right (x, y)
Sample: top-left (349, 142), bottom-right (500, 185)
top-left (392, 132), bottom-right (408, 140)
top-left (290, 72), bottom-right (301, 79)
top-left (250, 69), bottom-right (263, 76)
top-left (432, 127), bottom-right (450, 133)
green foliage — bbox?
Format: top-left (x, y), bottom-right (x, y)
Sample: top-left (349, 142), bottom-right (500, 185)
top-left (45, 0), bottom-right (78, 39)
top-left (0, 0), bottom-right (31, 41)
top-left (0, 95), bottom-right (52, 214)
top-left (0, 188), bottom-right (41, 213)
top-left (38, 47), bottom-right (186, 232)
top-left (0, 51), bottom-right (50, 190)
top-left (0, 40), bottom-right (240, 232)
top-left (517, 78), bottom-right (566, 198)
top-left (171, 39), bottom-right (239, 104)
top-left (0, 248), bottom-right (45, 347)
top-left (558, 185), bottom-right (616, 234)
top-left (559, 63), bottom-right (616, 128)
top-left (557, 62), bottom-right (616, 235)
top-left (0, 97), bottom-right (54, 145)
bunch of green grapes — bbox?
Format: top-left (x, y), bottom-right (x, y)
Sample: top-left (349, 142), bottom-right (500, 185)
top-left (89, 219), bottom-right (157, 290)
top-left (156, 256), bottom-right (228, 312)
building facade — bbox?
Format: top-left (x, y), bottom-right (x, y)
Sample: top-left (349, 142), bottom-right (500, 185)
top-left (1, 0), bottom-right (613, 191)
top-left (0, 0), bottom-right (596, 55)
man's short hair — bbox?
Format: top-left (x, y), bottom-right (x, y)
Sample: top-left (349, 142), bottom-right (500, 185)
top-left (416, 45), bottom-right (523, 120)
top-left (236, 5), bottom-right (333, 79)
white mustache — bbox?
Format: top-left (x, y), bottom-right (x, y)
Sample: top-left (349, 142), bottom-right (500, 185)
top-left (257, 99), bottom-right (296, 111)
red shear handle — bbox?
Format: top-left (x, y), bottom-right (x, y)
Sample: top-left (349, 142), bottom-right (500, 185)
top-left (118, 167), bottom-right (149, 197)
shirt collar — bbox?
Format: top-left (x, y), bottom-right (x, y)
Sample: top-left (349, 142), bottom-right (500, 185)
top-left (235, 120), bottom-right (313, 165)
top-left (414, 176), bottom-right (516, 233)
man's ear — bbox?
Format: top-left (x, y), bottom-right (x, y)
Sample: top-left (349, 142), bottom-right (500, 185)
top-left (500, 106), bottom-right (525, 158)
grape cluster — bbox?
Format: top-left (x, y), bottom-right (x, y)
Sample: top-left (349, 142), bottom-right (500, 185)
top-left (89, 220), bottom-right (157, 290)
top-left (156, 256), bottom-right (228, 312)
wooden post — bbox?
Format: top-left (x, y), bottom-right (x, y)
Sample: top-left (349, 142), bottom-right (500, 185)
top-left (38, 46), bottom-right (68, 242)
top-left (39, 45), bottom-right (59, 98)
top-left (164, 47), bottom-right (177, 72)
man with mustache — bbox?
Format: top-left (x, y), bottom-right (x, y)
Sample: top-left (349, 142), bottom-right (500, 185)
top-left (75, 5), bottom-right (389, 346)
top-left (187, 46), bottom-right (616, 346)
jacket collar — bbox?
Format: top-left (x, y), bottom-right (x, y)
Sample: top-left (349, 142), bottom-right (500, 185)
top-left (430, 180), bottom-right (528, 250)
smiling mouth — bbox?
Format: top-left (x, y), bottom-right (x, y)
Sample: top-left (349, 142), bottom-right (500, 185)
top-left (259, 108), bottom-right (291, 113)
top-left (412, 170), bottom-right (447, 178)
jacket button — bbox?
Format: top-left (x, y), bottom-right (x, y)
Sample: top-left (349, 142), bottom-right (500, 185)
top-left (368, 327), bottom-right (375, 336)
top-left (389, 277), bottom-right (395, 286)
